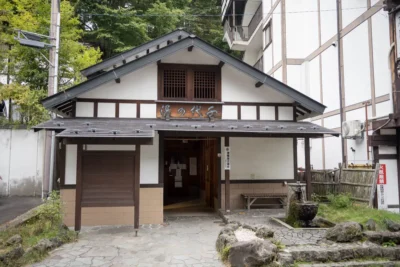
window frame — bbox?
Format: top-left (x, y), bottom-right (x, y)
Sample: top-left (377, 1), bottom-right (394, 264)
top-left (158, 63), bottom-right (221, 101)
top-left (263, 20), bottom-right (272, 50)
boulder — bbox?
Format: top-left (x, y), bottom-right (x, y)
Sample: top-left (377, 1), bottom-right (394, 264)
top-left (366, 219), bottom-right (376, 231)
top-left (216, 234), bottom-right (238, 253)
top-left (325, 222), bottom-right (363, 242)
top-left (6, 234), bottom-right (22, 246)
top-left (32, 238), bottom-right (54, 253)
top-left (255, 225), bottom-right (274, 239)
top-left (228, 239), bottom-right (277, 267)
top-left (219, 223), bottom-right (240, 236)
top-left (384, 219), bottom-right (400, 232)
top-left (242, 224), bottom-right (256, 232)
top-left (0, 245), bottom-right (24, 264)
top-left (49, 237), bottom-right (63, 248)
top-left (365, 231), bottom-right (400, 244)
top-left (277, 252), bottom-right (294, 266)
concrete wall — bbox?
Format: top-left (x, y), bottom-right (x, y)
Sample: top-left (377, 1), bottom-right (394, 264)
top-left (0, 129), bottom-right (44, 196)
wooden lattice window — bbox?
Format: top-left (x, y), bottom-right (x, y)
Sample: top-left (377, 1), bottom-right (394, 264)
top-left (158, 64), bottom-right (221, 101)
top-left (163, 69), bottom-right (186, 98)
top-left (194, 71), bottom-right (216, 99)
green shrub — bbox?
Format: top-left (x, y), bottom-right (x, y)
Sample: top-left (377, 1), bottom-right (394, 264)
top-left (382, 240), bottom-right (396, 247)
top-left (36, 191), bottom-right (62, 227)
top-left (311, 193), bottom-right (321, 203)
top-left (327, 193), bottom-right (353, 209)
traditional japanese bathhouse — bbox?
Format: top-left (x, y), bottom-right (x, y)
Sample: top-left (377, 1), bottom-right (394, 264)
top-left (34, 29), bottom-right (338, 231)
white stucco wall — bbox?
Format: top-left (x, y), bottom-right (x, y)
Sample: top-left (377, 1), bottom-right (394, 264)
top-left (221, 137), bottom-right (294, 180)
top-left (0, 129), bottom-right (44, 196)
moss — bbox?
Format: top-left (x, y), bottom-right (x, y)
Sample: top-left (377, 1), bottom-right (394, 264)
top-left (271, 239), bottom-right (285, 250)
top-left (220, 245), bottom-right (231, 262)
top-left (286, 200), bottom-right (300, 227)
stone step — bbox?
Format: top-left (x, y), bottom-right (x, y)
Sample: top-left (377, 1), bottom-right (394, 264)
top-left (297, 260), bottom-right (400, 267)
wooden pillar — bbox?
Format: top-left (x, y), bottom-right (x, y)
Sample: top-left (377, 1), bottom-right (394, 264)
top-left (225, 137), bottom-right (230, 212)
top-left (293, 138), bottom-right (298, 181)
top-left (74, 144), bottom-right (83, 231)
top-left (304, 137), bottom-right (312, 201)
top-left (134, 145), bottom-right (141, 230)
top-left (397, 129), bottom-right (400, 213)
top-left (59, 142), bottom-right (66, 187)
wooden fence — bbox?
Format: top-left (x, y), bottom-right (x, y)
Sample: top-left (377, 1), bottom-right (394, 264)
top-left (304, 164), bottom-right (380, 207)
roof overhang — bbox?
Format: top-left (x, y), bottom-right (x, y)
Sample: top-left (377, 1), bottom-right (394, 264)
top-left (34, 118), bottom-right (340, 138)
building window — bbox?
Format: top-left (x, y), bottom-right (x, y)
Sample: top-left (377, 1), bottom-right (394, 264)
top-left (159, 64), bottom-right (221, 101)
top-left (264, 20), bottom-right (272, 50)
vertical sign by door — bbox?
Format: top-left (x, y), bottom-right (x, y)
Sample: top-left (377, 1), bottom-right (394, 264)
top-left (377, 164), bottom-right (387, 210)
top-left (224, 147), bottom-right (231, 170)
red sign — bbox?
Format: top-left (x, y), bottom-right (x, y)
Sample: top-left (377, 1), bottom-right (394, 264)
top-left (378, 164), bottom-right (387, 185)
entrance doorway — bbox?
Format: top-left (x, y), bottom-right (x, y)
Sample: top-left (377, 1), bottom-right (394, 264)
top-left (163, 137), bottom-right (219, 213)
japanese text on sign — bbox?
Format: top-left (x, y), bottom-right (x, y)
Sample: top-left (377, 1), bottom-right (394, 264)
top-left (224, 147), bottom-right (230, 170)
top-left (378, 164), bottom-right (387, 185)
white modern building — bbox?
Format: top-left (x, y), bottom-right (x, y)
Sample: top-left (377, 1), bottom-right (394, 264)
top-left (222, 0), bottom-right (398, 210)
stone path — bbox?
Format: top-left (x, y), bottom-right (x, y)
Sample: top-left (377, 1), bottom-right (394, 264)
top-left (30, 215), bottom-right (225, 267)
top-left (222, 209), bottom-right (326, 246)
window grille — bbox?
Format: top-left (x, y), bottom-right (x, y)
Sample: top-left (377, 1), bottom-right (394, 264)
top-left (194, 71), bottom-right (216, 99)
top-left (163, 69), bottom-right (186, 98)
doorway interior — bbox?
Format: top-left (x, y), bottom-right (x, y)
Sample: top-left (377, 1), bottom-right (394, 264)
top-left (163, 137), bottom-right (219, 214)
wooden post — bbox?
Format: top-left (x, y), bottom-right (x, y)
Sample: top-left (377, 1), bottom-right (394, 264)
top-left (225, 137), bottom-right (230, 212)
top-left (370, 163), bottom-right (380, 208)
top-left (293, 138), bottom-right (298, 181)
top-left (74, 144), bottom-right (83, 231)
top-left (305, 137), bottom-right (311, 200)
top-left (134, 145), bottom-right (141, 231)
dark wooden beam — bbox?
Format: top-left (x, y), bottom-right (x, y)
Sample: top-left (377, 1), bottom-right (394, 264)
top-left (93, 101), bottom-right (98, 118)
top-left (305, 138), bottom-right (311, 200)
top-left (368, 135), bottom-right (398, 146)
top-left (188, 45), bottom-right (194, 52)
top-left (146, 49), bottom-right (149, 54)
top-left (275, 106), bottom-right (279, 120)
top-left (135, 55), bottom-right (139, 59)
top-left (397, 129), bottom-right (400, 213)
top-left (134, 145), bottom-right (141, 231)
top-left (122, 59), bottom-right (126, 64)
top-left (75, 144), bottom-right (83, 231)
top-left (115, 78), bottom-right (121, 83)
top-left (158, 132), bottom-right (164, 184)
top-left (293, 138), bottom-right (298, 181)
top-left (218, 61), bottom-right (225, 68)
top-left (62, 138), bottom-right (153, 145)
top-left (376, 154), bottom-right (397, 160)
top-left (178, 35), bottom-right (182, 40)
top-left (255, 81), bottom-right (263, 88)
top-left (115, 102), bottom-right (119, 118)
top-left (296, 108), bottom-right (305, 116)
top-left (167, 40), bottom-right (173, 45)
top-left (225, 137), bottom-right (230, 212)
top-left (157, 44), bottom-right (160, 50)
top-left (157, 60), bottom-right (161, 65)
top-left (59, 143), bottom-right (66, 187)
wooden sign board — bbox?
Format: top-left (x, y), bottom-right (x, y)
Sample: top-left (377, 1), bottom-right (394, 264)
top-left (156, 103), bottom-right (222, 120)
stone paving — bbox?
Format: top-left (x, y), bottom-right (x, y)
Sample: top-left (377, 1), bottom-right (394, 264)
top-left (30, 215), bottom-right (225, 267)
top-left (222, 209), bottom-right (326, 246)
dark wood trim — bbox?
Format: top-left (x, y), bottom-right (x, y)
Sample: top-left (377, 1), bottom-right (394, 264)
top-left (71, 101), bottom-right (76, 118)
top-left (373, 145), bottom-right (379, 208)
top-left (158, 132), bottom-right (164, 184)
top-left (263, 19), bottom-right (272, 51)
top-left (256, 105), bottom-right (260, 120)
top-left (188, 45), bottom-right (193, 52)
top-left (74, 144), bottom-right (83, 231)
top-left (238, 105), bottom-right (241, 120)
top-left (305, 138), bottom-right (311, 201)
top-left (137, 103), bottom-right (141, 118)
top-left (368, 135), bottom-right (398, 146)
top-left (275, 106), bottom-right (279, 120)
top-left (388, 204), bottom-right (400, 209)
top-left (293, 104), bottom-right (297, 122)
top-left (255, 81), bottom-right (263, 88)
top-left (115, 78), bottom-right (121, 83)
top-left (134, 145), bottom-right (141, 229)
top-left (93, 101), bottom-right (98, 118)
top-left (60, 184), bottom-right (76, 189)
top-left (115, 102), bottom-right (119, 118)
top-left (397, 129), bottom-right (400, 213)
top-left (221, 179), bottom-right (295, 184)
top-left (224, 137), bottom-right (230, 211)
top-left (62, 138), bottom-right (153, 145)
top-left (218, 137), bottom-right (222, 209)
top-left (59, 143), bottom-right (66, 186)
top-left (82, 202), bottom-right (134, 207)
top-left (376, 154), bottom-right (397, 160)
top-left (77, 98), bottom-right (155, 104)
top-left (161, 131), bottom-right (325, 138)
top-left (224, 102), bottom-right (293, 106)
top-left (140, 184), bottom-right (164, 188)
top-left (293, 138), bottom-right (298, 180)
top-left (218, 61), bottom-right (225, 68)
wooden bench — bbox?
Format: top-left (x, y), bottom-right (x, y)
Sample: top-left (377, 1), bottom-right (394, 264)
top-left (242, 193), bottom-right (287, 210)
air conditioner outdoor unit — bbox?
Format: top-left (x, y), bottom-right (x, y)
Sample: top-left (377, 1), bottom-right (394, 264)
top-left (342, 120), bottom-right (364, 139)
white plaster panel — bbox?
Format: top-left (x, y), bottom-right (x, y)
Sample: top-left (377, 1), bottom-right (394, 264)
top-left (221, 65), bottom-right (292, 102)
top-left (309, 56), bottom-right (321, 102)
top-left (273, 67), bottom-right (283, 82)
top-left (342, 0), bottom-right (367, 28)
top-left (97, 102), bottom-right (116, 118)
top-left (347, 137), bottom-right (370, 165)
top-left (259, 106), bottom-right (275, 120)
top-left (140, 104), bottom-right (157, 118)
top-left (65, 145), bottom-right (77, 185)
top-left (323, 115), bottom-right (341, 129)
top-left (161, 48), bottom-right (219, 65)
top-left (86, 145), bottom-right (135, 151)
top-left (222, 105), bottom-right (238, 120)
top-left (230, 138), bottom-right (294, 180)
top-left (76, 102), bottom-right (94, 117)
top-left (262, 0), bottom-right (272, 20)
top-left (321, 46), bottom-right (340, 112)
top-left (0, 130), bottom-right (11, 195)
top-left (324, 136), bottom-right (342, 169)
top-left (241, 106), bottom-right (257, 120)
top-left (297, 139), bottom-right (305, 169)
top-left (80, 64), bottom-right (157, 100)
top-left (380, 159), bottom-right (399, 209)
top-left (379, 146), bottom-right (397, 155)
top-left (263, 46), bottom-right (273, 73)
top-left (320, 0), bottom-right (337, 44)
top-left (372, 11), bottom-right (391, 98)
top-left (311, 138), bottom-right (323, 169)
top-left (346, 106), bottom-right (372, 122)
top-left (287, 65), bottom-right (303, 94)
top-left (376, 101), bottom-right (392, 118)
top-left (272, 2), bottom-right (282, 65)
top-left (278, 106), bottom-right (293, 121)
top-left (119, 103), bottom-right (137, 118)
top-left (140, 133), bottom-right (159, 184)
top-left (343, 22), bottom-right (371, 106)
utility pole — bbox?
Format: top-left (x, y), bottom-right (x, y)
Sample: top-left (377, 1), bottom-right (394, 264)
top-left (43, 0), bottom-right (60, 197)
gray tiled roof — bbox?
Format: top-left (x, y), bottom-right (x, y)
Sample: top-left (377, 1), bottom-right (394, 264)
top-left (34, 118), bottom-right (339, 137)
